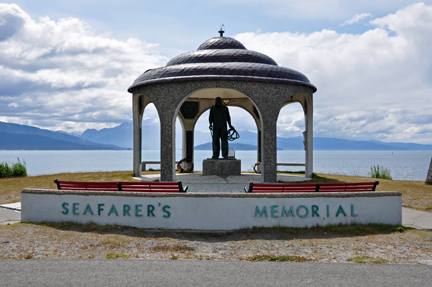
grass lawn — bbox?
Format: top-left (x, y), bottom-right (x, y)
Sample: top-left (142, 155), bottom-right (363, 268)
top-left (0, 171), bottom-right (431, 212)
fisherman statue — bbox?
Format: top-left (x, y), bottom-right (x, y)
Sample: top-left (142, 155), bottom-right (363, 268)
top-left (209, 97), bottom-right (234, 159)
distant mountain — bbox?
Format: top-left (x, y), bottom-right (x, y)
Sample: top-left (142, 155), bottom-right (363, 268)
top-left (195, 132), bottom-right (432, 151)
top-left (0, 122), bottom-right (126, 150)
top-left (0, 132), bottom-right (124, 150)
top-left (3, 120), bottom-right (431, 151)
top-left (313, 137), bottom-right (432, 150)
top-left (80, 121), bottom-right (211, 149)
top-left (81, 122), bottom-right (134, 148)
top-left (89, 122), bottom-right (431, 151)
top-left (80, 122), bottom-right (161, 150)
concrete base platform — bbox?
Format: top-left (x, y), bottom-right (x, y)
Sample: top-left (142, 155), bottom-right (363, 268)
top-left (202, 159), bottom-right (241, 176)
top-left (137, 173), bottom-right (311, 183)
top-left (6, 201), bottom-right (432, 230)
top-left (134, 173), bottom-right (312, 193)
top-left (21, 189), bottom-right (402, 230)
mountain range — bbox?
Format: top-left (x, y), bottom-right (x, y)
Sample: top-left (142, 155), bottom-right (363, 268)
top-left (0, 122), bottom-right (125, 150)
top-left (1, 121), bottom-right (432, 151)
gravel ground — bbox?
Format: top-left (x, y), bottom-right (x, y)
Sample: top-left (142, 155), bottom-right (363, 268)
top-left (1, 223), bottom-right (431, 264)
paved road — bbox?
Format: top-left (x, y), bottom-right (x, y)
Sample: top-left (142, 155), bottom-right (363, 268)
top-left (0, 259), bottom-right (431, 287)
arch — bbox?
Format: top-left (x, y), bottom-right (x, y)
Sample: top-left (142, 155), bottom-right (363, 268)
top-left (278, 92), bottom-right (314, 177)
top-left (172, 87), bottom-right (264, 173)
top-left (131, 80), bottom-right (313, 182)
top-left (133, 93), bottom-right (153, 176)
top-left (277, 102), bottom-right (306, 173)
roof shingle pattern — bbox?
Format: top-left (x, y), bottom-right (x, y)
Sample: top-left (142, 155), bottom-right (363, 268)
top-left (128, 37), bottom-right (316, 92)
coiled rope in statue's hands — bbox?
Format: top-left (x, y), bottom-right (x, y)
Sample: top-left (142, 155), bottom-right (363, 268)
top-left (227, 127), bottom-right (240, 141)
top-left (209, 126), bottom-right (240, 141)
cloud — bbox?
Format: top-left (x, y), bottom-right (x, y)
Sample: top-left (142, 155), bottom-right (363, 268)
top-left (0, 3), bottom-right (27, 41)
top-left (234, 2), bottom-right (432, 144)
top-left (339, 13), bottom-right (373, 27)
top-left (1, 2), bottom-right (432, 145)
top-left (0, 3), bottom-right (168, 132)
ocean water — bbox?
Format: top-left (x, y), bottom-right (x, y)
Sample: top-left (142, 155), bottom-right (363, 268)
top-left (0, 150), bottom-right (431, 181)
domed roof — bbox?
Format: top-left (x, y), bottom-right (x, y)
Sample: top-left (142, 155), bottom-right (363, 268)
top-left (128, 36), bottom-right (316, 92)
top-left (197, 37), bottom-right (247, 50)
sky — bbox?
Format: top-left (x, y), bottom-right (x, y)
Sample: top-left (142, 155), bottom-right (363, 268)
top-left (1, 1), bottom-right (432, 144)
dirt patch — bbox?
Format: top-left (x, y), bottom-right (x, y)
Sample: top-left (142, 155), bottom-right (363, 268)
top-left (1, 223), bottom-right (431, 264)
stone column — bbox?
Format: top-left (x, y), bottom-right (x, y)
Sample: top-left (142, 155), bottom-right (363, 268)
top-left (304, 96), bottom-right (313, 178)
top-left (132, 94), bottom-right (142, 177)
top-left (426, 158), bottom-right (432, 185)
top-left (261, 114), bottom-right (278, 183)
top-left (159, 112), bottom-right (176, 182)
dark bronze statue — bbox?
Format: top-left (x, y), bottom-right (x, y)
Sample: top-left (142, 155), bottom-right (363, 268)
top-left (209, 97), bottom-right (233, 159)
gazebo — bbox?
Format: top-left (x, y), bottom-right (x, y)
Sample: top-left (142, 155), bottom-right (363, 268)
top-left (128, 32), bottom-right (317, 183)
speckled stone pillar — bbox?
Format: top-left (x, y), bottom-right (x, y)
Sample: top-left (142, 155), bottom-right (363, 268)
top-left (159, 114), bottom-right (176, 182)
top-left (305, 95), bottom-right (313, 178)
top-left (260, 114), bottom-right (278, 183)
top-left (132, 94), bottom-right (142, 177)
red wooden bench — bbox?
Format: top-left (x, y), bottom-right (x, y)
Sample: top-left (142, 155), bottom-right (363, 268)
top-left (244, 181), bottom-right (379, 193)
top-left (54, 179), bottom-right (187, 193)
top-left (54, 179), bottom-right (120, 191)
top-left (118, 181), bottom-right (188, 193)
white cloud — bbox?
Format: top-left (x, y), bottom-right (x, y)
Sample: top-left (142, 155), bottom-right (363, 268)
top-left (0, 3), bottom-right (168, 133)
top-left (339, 13), bottom-right (373, 27)
top-left (234, 2), bottom-right (432, 144)
top-left (1, 2), bottom-right (432, 145)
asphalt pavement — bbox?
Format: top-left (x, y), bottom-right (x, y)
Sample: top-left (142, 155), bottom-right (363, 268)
top-left (0, 259), bottom-right (431, 287)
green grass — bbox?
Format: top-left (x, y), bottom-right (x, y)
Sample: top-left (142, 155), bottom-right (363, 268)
top-left (149, 244), bottom-right (195, 253)
top-left (0, 162), bottom-right (11, 178)
top-left (346, 255), bottom-right (389, 264)
top-left (105, 253), bottom-right (131, 259)
top-left (0, 158), bottom-right (27, 178)
top-left (369, 165), bottom-right (393, 180)
top-left (347, 255), bottom-right (373, 263)
top-left (372, 258), bottom-right (389, 264)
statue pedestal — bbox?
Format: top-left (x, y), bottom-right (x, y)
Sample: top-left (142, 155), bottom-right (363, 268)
top-left (202, 159), bottom-right (241, 176)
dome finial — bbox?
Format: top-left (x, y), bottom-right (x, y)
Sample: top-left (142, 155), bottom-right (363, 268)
top-left (218, 24), bottom-right (225, 37)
